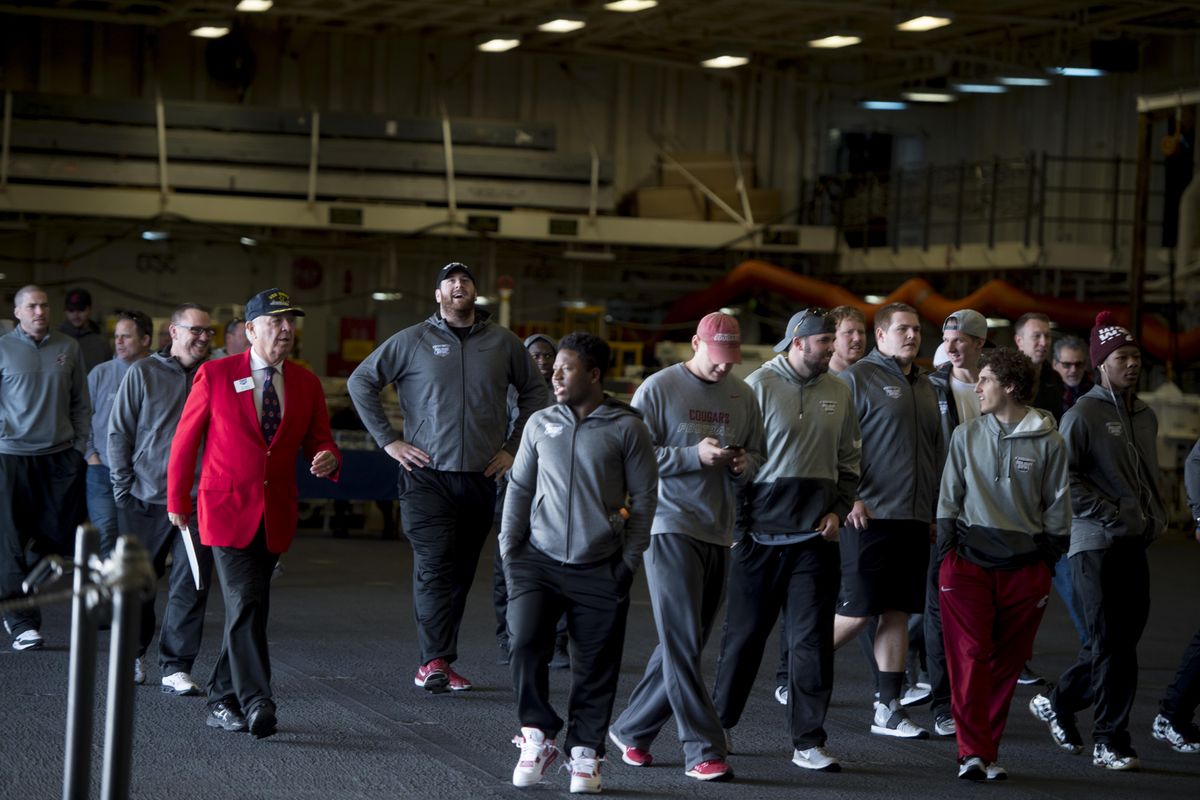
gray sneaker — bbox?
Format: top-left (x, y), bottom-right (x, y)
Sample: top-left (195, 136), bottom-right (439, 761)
top-left (774, 685), bottom-right (788, 705)
top-left (792, 746), bottom-right (841, 772)
top-left (133, 657), bottom-right (146, 685)
top-left (871, 700), bottom-right (929, 739)
top-left (933, 712), bottom-right (956, 737)
top-left (986, 763), bottom-right (1008, 781)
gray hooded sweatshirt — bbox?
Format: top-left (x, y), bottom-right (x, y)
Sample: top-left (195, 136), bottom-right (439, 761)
top-left (936, 408), bottom-right (1071, 570)
top-left (0, 327), bottom-right (90, 455)
top-left (499, 397), bottom-right (659, 573)
top-left (107, 349), bottom-right (205, 505)
top-left (1059, 383), bottom-right (1166, 555)
top-left (347, 310), bottom-right (548, 473)
top-left (841, 347), bottom-right (944, 523)
top-left (1186, 438), bottom-right (1200, 526)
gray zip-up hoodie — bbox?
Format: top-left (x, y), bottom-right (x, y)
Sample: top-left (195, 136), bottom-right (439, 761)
top-left (499, 398), bottom-right (659, 573)
top-left (1059, 383), bottom-right (1166, 555)
top-left (741, 356), bottom-right (861, 538)
top-left (86, 356), bottom-right (137, 465)
top-left (631, 363), bottom-right (764, 546)
top-left (841, 347), bottom-right (943, 523)
top-left (1186, 438), bottom-right (1200, 526)
top-left (108, 349), bottom-right (205, 505)
top-left (347, 310), bottom-right (548, 473)
top-left (936, 408), bottom-right (1071, 570)
top-left (0, 327), bottom-right (90, 455)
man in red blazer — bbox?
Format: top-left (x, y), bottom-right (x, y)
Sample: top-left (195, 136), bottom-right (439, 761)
top-left (168, 288), bottom-right (340, 739)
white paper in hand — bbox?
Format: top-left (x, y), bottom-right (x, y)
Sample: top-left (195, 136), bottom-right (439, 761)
top-left (179, 526), bottom-right (204, 591)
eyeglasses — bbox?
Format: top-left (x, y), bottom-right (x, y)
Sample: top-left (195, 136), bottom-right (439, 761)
top-left (176, 324), bottom-right (217, 338)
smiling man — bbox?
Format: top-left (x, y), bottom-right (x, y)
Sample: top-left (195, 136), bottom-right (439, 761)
top-left (348, 262), bottom-right (547, 695)
top-left (834, 302), bottom-right (943, 739)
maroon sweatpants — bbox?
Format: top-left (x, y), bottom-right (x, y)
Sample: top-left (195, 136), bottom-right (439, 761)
top-left (939, 552), bottom-right (1051, 763)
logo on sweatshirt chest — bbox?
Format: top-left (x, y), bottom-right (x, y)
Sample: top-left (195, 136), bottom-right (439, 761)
top-left (819, 400), bottom-right (839, 414)
top-left (1106, 421), bottom-right (1123, 436)
top-left (937, 400), bottom-right (949, 415)
top-left (544, 422), bottom-right (564, 438)
top-left (883, 385), bottom-right (902, 399)
top-left (1014, 456), bottom-right (1034, 473)
top-left (432, 343), bottom-right (451, 358)
top-left (56, 353), bottom-right (68, 366)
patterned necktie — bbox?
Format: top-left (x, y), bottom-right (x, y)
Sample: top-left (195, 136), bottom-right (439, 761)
top-left (261, 367), bottom-right (281, 444)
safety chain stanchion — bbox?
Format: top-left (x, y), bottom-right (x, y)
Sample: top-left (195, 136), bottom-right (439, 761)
top-left (63, 525), bottom-right (99, 800)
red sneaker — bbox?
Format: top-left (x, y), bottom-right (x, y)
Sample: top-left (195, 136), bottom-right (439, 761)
top-left (445, 664), bottom-right (473, 692)
top-left (414, 658), bottom-right (449, 693)
top-left (685, 759), bottom-right (734, 782)
top-left (608, 730), bottom-right (653, 766)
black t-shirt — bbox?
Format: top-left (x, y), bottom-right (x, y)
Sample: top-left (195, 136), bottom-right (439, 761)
top-left (449, 324), bottom-right (471, 342)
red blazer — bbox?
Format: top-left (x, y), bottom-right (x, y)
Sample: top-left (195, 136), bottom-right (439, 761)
top-left (167, 351), bottom-right (341, 553)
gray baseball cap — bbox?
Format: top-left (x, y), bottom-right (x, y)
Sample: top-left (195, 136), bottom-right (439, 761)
top-left (773, 308), bottom-right (836, 352)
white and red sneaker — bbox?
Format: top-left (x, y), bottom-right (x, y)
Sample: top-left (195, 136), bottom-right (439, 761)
top-left (446, 664), bottom-right (473, 692)
top-left (685, 759), bottom-right (734, 782)
top-left (568, 746), bottom-right (602, 794)
top-left (608, 730), bottom-right (653, 766)
top-left (413, 658), bottom-right (449, 693)
top-left (512, 727), bottom-right (559, 787)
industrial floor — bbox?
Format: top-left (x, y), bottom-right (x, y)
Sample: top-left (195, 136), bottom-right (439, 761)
top-left (4, 528), bottom-right (1199, 799)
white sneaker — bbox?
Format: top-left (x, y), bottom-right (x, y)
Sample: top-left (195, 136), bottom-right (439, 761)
top-left (133, 657), bottom-right (146, 685)
top-left (568, 746), bottom-right (601, 794)
top-left (1152, 713), bottom-right (1200, 754)
top-left (11, 629), bottom-right (44, 651)
top-left (774, 685), bottom-right (788, 705)
top-left (871, 700), bottom-right (929, 739)
top-left (512, 727), bottom-right (559, 787)
top-left (1092, 743), bottom-right (1139, 771)
top-left (792, 746), bottom-right (841, 772)
top-left (957, 756), bottom-right (986, 780)
top-left (900, 682), bottom-right (932, 707)
top-left (933, 713), bottom-right (956, 737)
top-left (161, 671), bottom-right (203, 696)
top-left (986, 763), bottom-right (1008, 781)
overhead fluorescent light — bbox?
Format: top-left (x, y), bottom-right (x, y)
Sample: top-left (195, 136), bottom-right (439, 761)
top-left (1050, 66), bottom-right (1105, 77)
top-left (719, 307), bottom-right (741, 316)
top-left (235, 0), bottom-right (273, 11)
top-left (953, 82), bottom-right (1007, 94)
top-left (141, 230), bottom-right (169, 241)
top-left (896, 15), bottom-right (952, 32)
top-left (986, 317), bottom-right (1011, 328)
top-left (808, 34), bottom-right (862, 49)
top-left (189, 25), bottom-right (230, 39)
top-left (864, 294), bottom-right (887, 304)
top-left (371, 291), bottom-right (404, 301)
top-left (701, 54), bottom-right (750, 69)
top-left (477, 37), bottom-right (521, 53)
top-left (861, 100), bottom-right (907, 110)
top-left (604, 0), bottom-right (658, 11)
top-left (998, 75), bottom-right (1052, 86)
top-left (538, 17), bottom-right (586, 33)
top-left (239, 236), bottom-right (258, 246)
top-left (563, 249), bottom-right (616, 262)
top-left (902, 90), bottom-right (956, 103)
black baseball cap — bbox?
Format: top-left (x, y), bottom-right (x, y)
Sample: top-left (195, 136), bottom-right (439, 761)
top-left (245, 288), bottom-right (306, 322)
top-left (435, 262), bottom-right (475, 289)
top-left (65, 288), bottom-right (92, 310)
top-left (772, 308), bottom-right (835, 352)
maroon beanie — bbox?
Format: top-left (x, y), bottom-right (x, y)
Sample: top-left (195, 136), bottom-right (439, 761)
top-left (1089, 310), bottom-right (1138, 368)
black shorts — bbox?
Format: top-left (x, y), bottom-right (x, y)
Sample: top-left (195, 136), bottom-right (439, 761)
top-left (838, 519), bottom-right (929, 616)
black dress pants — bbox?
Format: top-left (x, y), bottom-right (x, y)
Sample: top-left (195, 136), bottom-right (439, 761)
top-left (208, 523), bottom-right (279, 716)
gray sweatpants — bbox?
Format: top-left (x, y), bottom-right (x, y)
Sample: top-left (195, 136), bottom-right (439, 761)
top-left (610, 532), bottom-right (728, 768)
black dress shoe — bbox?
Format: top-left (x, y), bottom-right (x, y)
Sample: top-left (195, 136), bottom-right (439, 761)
top-left (248, 703), bottom-right (278, 739)
top-left (206, 702), bottom-right (247, 732)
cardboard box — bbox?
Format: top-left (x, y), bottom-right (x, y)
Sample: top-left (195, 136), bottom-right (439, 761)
top-left (660, 151), bottom-right (756, 193)
top-left (706, 189), bottom-right (783, 223)
top-left (635, 186), bottom-right (706, 220)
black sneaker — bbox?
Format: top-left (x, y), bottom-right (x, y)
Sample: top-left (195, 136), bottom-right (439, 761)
top-left (207, 702), bottom-right (248, 732)
top-left (1018, 666), bottom-right (1045, 686)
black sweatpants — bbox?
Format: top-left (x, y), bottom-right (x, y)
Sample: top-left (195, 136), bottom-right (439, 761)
top-left (1049, 541), bottom-right (1151, 750)
top-left (506, 545), bottom-right (630, 755)
top-left (208, 524), bottom-right (279, 716)
top-left (118, 499), bottom-right (213, 673)
top-left (1161, 626), bottom-right (1200, 725)
top-left (713, 537), bottom-right (840, 750)
top-left (400, 469), bottom-right (495, 664)
top-left (0, 450), bottom-right (86, 637)
top-left (494, 535), bottom-right (568, 644)
top-left (923, 542), bottom-right (951, 719)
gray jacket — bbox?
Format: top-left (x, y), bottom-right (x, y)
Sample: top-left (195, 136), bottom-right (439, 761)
top-left (86, 356), bottom-right (136, 465)
top-left (58, 320), bottom-right (112, 374)
top-left (347, 311), bottom-right (548, 473)
top-left (1060, 384), bottom-right (1166, 555)
top-left (108, 350), bottom-right (205, 505)
top-left (499, 398), bottom-right (659, 573)
top-left (1187, 438), bottom-right (1200, 526)
top-left (741, 356), bottom-right (861, 538)
top-left (841, 348), bottom-right (944, 523)
top-left (936, 409), bottom-right (1071, 570)
top-left (0, 327), bottom-right (90, 455)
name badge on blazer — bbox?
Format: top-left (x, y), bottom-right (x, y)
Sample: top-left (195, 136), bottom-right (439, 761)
top-left (234, 377), bottom-right (255, 393)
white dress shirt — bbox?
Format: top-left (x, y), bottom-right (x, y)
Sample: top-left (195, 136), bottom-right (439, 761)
top-left (248, 349), bottom-right (286, 422)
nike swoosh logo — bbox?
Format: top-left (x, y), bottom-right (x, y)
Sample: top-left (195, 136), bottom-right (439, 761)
top-left (939, 586), bottom-right (953, 592)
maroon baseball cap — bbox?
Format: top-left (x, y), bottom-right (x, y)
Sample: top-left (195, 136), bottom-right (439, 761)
top-left (696, 312), bottom-right (742, 364)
